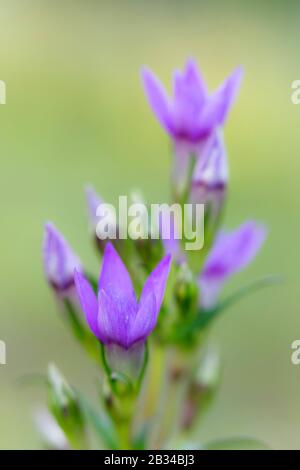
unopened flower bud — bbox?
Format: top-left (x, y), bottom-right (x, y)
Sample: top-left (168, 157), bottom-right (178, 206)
top-left (47, 364), bottom-right (86, 449)
top-left (43, 223), bottom-right (82, 298)
top-left (190, 133), bottom-right (228, 235)
top-left (174, 264), bottom-right (199, 316)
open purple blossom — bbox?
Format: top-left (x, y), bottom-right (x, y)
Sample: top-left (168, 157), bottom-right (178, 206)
top-left (141, 59), bottom-right (242, 195)
top-left (199, 221), bottom-right (267, 309)
top-left (141, 58), bottom-right (242, 144)
top-left (74, 243), bottom-right (171, 351)
top-left (43, 223), bottom-right (82, 295)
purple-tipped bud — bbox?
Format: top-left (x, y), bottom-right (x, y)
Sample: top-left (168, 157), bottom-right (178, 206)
top-left (190, 133), bottom-right (228, 229)
top-left (74, 243), bottom-right (171, 377)
top-left (85, 185), bottom-right (120, 254)
top-left (199, 221), bottom-right (267, 309)
top-left (43, 223), bottom-right (82, 296)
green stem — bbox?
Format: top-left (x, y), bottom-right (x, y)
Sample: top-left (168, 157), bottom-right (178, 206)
top-left (153, 347), bottom-right (199, 448)
top-left (117, 419), bottom-right (132, 450)
top-left (100, 343), bottom-right (142, 449)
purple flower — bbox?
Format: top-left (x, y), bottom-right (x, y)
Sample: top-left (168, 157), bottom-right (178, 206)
top-left (43, 223), bottom-right (82, 295)
top-left (191, 133), bottom-right (228, 196)
top-left (74, 243), bottom-right (171, 351)
top-left (142, 58), bottom-right (242, 143)
top-left (199, 221), bottom-right (267, 309)
top-left (141, 59), bottom-right (242, 194)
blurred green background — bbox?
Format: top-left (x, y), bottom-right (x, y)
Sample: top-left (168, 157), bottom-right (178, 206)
top-left (0, 0), bottom-right (299, 449)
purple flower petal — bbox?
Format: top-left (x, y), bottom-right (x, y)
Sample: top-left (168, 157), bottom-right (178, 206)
top-left (217, 66), bottom-right (243, 124)
top-left (182, 59), bottom-right (207, 102)
top-left (128, 290), bottom-right (156, 347)
top-left (161, 231), bottom-right (183, 264)
top-left (199, 66), bottom-right (243, 132)
top-left (74, 270), bottom-right (101, 339)
top-left (205, 221), bottom-right (267, 277)
top-left (98, 242), bottom-right (136, 304)
top-left (43, 223), bottom-right (82, 292)
top-left (98, 289), bottom-right (138, 349)
top-left (141, 67), bottom-right (173, 134)
top-left (199, 221), bottom-right (267, 308)
top-left (172, 59), bottom-right (207, 138)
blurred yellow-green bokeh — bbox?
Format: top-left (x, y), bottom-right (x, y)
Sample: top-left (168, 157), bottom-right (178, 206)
top-left (0, 0), bottom-right (299, 449)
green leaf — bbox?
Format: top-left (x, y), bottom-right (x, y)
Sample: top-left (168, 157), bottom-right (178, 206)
top-left (78, 393), bottom-right (118, 450)
top-left (203, 437), bottom-right (270, 450)
top-left (189, 275), bottom-right (281, 334)
top-left (206, 274), bottom-right (283, 321)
